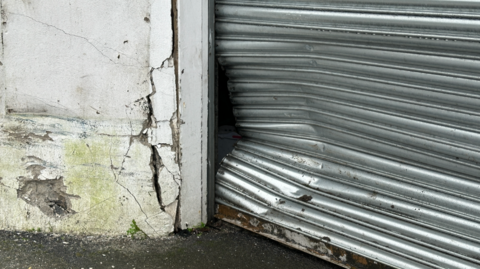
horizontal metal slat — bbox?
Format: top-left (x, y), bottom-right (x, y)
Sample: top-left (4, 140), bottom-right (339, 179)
top-left (237, 131), bottom-right (480, 191)
top-left (221, 58), bottom-right (480, 98)
top-left (232, 95), bottom-right (480, 141)
top-left (217, 0), bottom-right (480, 18)
top-left (217, 40), bottom-right (480, 79)
top-left (233, 106), bottom-right (480, 165)
top-left (217, 4), bottom-right (480, 41)
top-left (228, 83), bottom-right (480, 123)
top-left (216, 22), bottom-right (480, 60)
top-left (226, 68), bottom-right (480, 110)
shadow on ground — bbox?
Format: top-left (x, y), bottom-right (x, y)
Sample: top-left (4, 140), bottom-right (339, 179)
top-left (0, 220), bottom-right (341, 269)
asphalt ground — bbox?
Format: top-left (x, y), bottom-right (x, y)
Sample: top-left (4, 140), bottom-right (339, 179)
top-left (0, 220), bottom-right (341, 269)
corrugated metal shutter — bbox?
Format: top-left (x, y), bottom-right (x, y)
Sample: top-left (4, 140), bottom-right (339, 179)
top-left (214, 1), bottom-right (480, 268)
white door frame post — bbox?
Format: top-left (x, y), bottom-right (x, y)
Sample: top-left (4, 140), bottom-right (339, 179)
top-left (177, 0), bottom-right (213, 229)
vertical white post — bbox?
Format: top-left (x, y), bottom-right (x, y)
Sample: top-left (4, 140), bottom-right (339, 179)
top-left (177, 0), bottom-right (209, 228)
top-left (0, 0), bottom-right (5, 117)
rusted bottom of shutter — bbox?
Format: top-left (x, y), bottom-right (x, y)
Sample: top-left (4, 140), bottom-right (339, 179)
top-left (215, 204), bottom-right (393, 269)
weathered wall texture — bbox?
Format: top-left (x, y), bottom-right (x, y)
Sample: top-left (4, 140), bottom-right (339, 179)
top-left (0, 0), bottom-right (180, 237)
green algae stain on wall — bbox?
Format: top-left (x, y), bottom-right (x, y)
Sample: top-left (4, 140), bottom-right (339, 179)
top-left (0, 145), bottom-right (25, 186)
top-left (0, 116), bottom-right (172, 236)
top-left (63, 136), bottom-right (125, 231)
top-left (0, 145), bottom-right (26, 228)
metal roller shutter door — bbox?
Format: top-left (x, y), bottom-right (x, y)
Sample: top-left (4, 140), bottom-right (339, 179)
top-left (214, 1), bottom-right (480, 268)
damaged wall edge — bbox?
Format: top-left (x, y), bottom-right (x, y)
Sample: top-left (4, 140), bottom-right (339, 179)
top-left (147, 65), bottom-right (179, 225)
top-left (146, 0), bottom-right (182, 230)
top-left (144, 69), bottom-right (164, 213)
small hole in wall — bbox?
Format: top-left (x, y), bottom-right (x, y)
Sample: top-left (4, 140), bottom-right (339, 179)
top-left (144, 17), bottom-right (150, 23)
top-left (216, 60), bottom-right (238, 173)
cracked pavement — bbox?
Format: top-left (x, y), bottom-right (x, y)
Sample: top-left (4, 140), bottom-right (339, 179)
top-left (0, 221), bottom-right (341, 269)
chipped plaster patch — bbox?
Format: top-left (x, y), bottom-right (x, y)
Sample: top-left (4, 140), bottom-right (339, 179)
top-left (17, 177), bottom-right (79, 218)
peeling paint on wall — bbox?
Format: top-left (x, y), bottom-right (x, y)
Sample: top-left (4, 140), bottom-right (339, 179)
top-left (17, 176), bottom-right (79, 218)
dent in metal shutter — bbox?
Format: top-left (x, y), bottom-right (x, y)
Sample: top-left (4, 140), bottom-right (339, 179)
top-left (214, 1), bottom-right (480, 268)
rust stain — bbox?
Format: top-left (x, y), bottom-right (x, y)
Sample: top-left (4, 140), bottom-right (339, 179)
top-left (216, 204), bottom-right (394, 269)
top-left (216, 205), bottom-right (262, 232)
top-left (352, 253), bottom-right (369, 266)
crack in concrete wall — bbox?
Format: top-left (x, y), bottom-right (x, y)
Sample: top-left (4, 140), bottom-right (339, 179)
top-left (103, 116), bottom-right (161, 233)
top-left (7, 12), bottom-right (145, 68)
top-left (150, 145), bottom-right (165, 211)
top-left (143, 0), bottom-right (181, 228)
top-left (146, 61), bottom-right (180, 224)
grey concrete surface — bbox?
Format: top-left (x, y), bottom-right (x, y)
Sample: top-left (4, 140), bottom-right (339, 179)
top-left (0, 220), bottom-right (341, 269)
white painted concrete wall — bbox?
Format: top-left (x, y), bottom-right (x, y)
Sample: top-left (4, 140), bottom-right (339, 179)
top-left (0, 0), bottom-right (185, 237)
